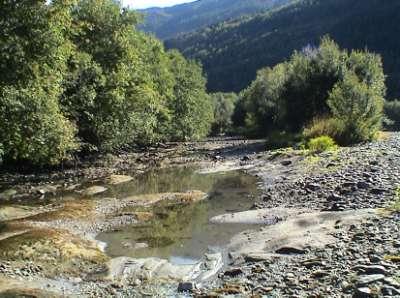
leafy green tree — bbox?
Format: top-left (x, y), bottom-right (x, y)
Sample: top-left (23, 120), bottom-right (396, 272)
top-left (167, 50), bottom-right (214, 141)
top-left (328, 71), bottom-right (384, 144)
top-left (0, 0), bottom-right (213, 166)
top-left (210, 92), bottom-right (238, 135)
top-left (0, 0), bottom-right (77, 165)
top-left (234, 37), bottom-right (386, 144)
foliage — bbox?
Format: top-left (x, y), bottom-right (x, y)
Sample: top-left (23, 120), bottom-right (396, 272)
top-left (384, 100), bottom-right (400, 130)
top-left (307, 136), bottom-right (337, 153)
top-left (303, 117), bottom-right (344, 141)
top-left (140, 0), bottom-right (292, 39)
top-left (233, 38), bottom-right (385, 145)
top-left (327, 71), bottom-right (384, 144)
top-left (0, 0), bottom-right (212, 165)
top-left (166, 0), bottom-right (400, 99)
top-left (0, 0), bottom-right (77, 166)
top-left (210, 92), bottom-right (238, 135)
top-left (167, 51), bottom-right (214, 141)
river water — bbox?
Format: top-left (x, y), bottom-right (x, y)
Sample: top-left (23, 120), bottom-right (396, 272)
top-left (96, 167), bottom-right (260, 264)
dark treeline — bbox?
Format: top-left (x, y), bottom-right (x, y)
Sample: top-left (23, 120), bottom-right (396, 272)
top-left (0, 0), bottom-right (213, 166)
top-left (166, 0), bottom-right (400, 99)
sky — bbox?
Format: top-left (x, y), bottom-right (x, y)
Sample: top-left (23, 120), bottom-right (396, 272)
top-left (125, 0), bottom-right (197, 9)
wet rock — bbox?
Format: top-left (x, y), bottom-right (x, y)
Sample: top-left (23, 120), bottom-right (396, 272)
top-left (281, 160), bottom-right (292, 166)
top-left (384, 277), bottom-right (400, 288)
top-left (243, 253), bottom-right (273, 263)
top-left (81, 186), bottom-right (108, 196)
top-left (223, 268), bottom-right (243, 277)
top-left (0, 189), bottom-right (17, 200)
top-left (178, 282), bottom-right (194, 293)
top-left (275, 246), bottom-right (305, 255)
top-left (353, 265), bottom-right (388, 275)
top-left (329, 203), bottom-right (345, 211)
top-left (381, 285), bottom-right (400, 296)
top-left (357, 181), bottom-right (370, 190)
top-left (306, 183), bottom-right (321, 191)
top-left (327, 194), bottom-right (344, 202)
top-left (241, 155), bottom-right (251, 162)
top-left (353, 287), bottom-right (373, 298)
top-left (210, 208), bottom-right (293, 225)
top-left (370, 188), bottom-right (386, 195)
top-left (106, 175), bottom-right (133, 185)
top-left (356, 274), bottom-right (385, 286)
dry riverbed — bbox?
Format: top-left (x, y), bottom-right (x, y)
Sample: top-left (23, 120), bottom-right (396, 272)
top-left (0, 135), bottom-right (399, 297)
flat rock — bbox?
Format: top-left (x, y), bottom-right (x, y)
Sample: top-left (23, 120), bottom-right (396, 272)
top-left (0, 205), bottom-right (52, 221)
top-left (276, 246), bottom-right (306, 255)
top-left (106, 252), bottom-right (223, 283)
top-left (356, 274), bottom-right (385, 286)
top-left (178, 282), bottom-right (194, 293)
top-left (354, 287), bottom-right (373, 298)
top-left (106, 175), bottom-right (133, 185)
top-left (81, 186), bottom-right (108, 196)
top-left (0, 189), bottom-right (17, 200)
top-left (228, 209), bottom-right (377, 255)
top-left (353, 265), bottom-right (388, 275)
top-left (209, 208), bottom-right (302, 225)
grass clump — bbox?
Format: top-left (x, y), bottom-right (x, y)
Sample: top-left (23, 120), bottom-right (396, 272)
top-left (307, 136), bottom-right (338, 153)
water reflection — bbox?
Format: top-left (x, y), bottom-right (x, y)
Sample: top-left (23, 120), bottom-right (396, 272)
top-left (97, 167), bottom-right (260, 264)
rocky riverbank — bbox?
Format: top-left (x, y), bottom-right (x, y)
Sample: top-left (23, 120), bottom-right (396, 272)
top-left (0, 134), bottom-right (399, 297)
top-left (198, 133), bottom-right (400, 297)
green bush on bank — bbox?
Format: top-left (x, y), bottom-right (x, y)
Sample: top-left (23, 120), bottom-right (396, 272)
top-left (234, 37), bottom-right (386, 145)
top-left (0, 0), bottom-right (213, 166)
top-left (307, 136), bottom-right (338, 153)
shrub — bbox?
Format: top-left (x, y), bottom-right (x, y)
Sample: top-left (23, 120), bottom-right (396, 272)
top-left (307, 136), bottom-right (338, 153)
top-left (303, 116), bottom-right (344, 141)
top-left (384, 100), bottom-right (400, 130)
top-left (327, 72), bottom-right (384, 144)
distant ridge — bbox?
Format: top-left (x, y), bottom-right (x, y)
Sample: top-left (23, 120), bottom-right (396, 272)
top-left (165, 0), bottom-right (400, 98)
top-left (138, 0), bottom-right (293, 39)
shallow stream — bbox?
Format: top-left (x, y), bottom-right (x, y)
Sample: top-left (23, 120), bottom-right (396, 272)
top-left (96, 167), bottom-right (260, 264)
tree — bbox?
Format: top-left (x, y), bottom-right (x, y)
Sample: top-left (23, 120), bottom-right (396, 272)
top-left (328, 72), bottom-right (384, 144)
top-left (234, 37), bottom-right (386, 144)
top-left (210, 92), bottom-right (238, 135)
top-left (0, 0), bottom-right (77, 165)
top-left (167, 51), bottom-right (214, 141)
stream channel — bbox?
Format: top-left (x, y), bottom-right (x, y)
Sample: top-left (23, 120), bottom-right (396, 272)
top-left (96, 166), bottom-right (261, 265)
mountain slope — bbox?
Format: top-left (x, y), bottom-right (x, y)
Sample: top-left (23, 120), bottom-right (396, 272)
top-left (138, 0), bottom-right (293, 39)
top-left (165, 0), bottom-right (400, 98)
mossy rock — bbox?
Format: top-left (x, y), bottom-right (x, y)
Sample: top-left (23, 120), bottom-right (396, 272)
top-left (0, 228), bottom-right (109, 277)
top-left (0, 288), bottom-right (60, 298)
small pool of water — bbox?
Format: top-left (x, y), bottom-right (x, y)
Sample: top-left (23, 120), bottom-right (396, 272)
top-left (96, 167), bottom-right (260, 264)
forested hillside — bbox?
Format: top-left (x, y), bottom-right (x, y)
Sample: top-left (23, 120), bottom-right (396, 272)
top-left (139, 0), bottom-right (293, 39)
top-left (166, 0), bottom-right (400, 98)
